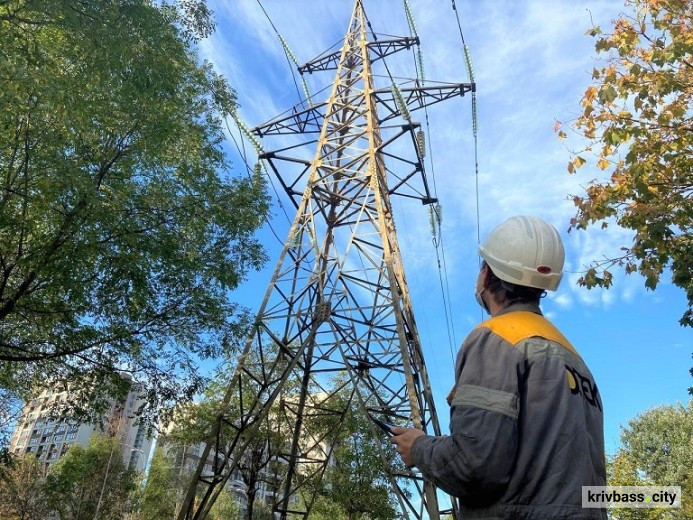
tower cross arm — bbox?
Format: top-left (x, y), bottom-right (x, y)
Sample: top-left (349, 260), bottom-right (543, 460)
top-left (252, 82), bottom-right (474, 137)
top-left (253, 103), bottom-right (328, 137)
top-left (298, 36), bottom-right (420, 75)
top-left (374, 82), bottom-right (475, 124)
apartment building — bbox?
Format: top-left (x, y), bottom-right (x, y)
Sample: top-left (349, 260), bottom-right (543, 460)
top-left (9, 380), bottom-right (153, 472)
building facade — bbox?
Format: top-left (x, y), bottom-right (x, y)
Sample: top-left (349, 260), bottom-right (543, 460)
top-left (9, 381), bottom-right (153, 472)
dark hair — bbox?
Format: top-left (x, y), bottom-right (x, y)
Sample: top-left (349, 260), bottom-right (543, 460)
top-left (482, 261), bottom-right (545, 306)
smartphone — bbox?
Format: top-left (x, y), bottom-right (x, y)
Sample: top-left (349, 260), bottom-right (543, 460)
top-left (371, 416), bottom-right (396, 436)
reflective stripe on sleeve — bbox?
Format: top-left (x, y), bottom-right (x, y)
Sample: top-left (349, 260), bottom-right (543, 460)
top-left (451, 384), bottom-right (519, 420)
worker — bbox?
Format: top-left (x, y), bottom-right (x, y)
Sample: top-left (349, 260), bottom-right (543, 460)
top-left (391, 215), bottom-right (606, 519)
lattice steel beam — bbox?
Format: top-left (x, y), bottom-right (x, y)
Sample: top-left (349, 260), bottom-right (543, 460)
top-left (298, 36), bottom-right (420, 74)
top-left (179, 1), bottom-right (468, 519)
top-left (253, 83), bottom-right (474, 137)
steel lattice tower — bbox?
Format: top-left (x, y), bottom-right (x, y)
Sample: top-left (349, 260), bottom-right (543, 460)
top-left (180, 1), bottom-right (473, 519)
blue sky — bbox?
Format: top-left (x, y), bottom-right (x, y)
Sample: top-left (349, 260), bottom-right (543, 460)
top-left (198, 0), bottom-right (691, 455)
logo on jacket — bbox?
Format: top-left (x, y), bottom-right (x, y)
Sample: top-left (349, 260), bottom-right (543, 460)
top-left (565, 364), bottom-right (602, 411)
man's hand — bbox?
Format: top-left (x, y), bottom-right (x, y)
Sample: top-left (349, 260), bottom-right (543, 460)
top-left (391, 426), bottom-right (425, 467)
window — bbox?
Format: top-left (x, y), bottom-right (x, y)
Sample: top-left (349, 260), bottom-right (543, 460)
top-left (66, 432), bottom-right (76, 441)
top-left (129, 451), bottom-right (141, 469)
top-left (35, 420), bottom-right (44, 427)
top-left (43, 428), bottom-right (53, 436)
top-left (54, 434), bottom-right (63, 441)
top-left (29, 438), bottom-right (37, 444)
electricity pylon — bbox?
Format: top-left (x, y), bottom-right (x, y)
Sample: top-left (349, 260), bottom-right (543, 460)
top-left (179, 1), bottom-right (473, 519)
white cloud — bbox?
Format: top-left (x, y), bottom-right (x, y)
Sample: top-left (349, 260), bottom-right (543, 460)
top-left (551, 293), bottom-right (573, 309)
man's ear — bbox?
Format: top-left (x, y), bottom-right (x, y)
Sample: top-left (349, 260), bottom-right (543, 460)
top-left (480, 264), bottom-right (490, 286)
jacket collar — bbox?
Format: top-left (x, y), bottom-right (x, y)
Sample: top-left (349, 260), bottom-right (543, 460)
top-left (494, 301), bottom-right (542, 317)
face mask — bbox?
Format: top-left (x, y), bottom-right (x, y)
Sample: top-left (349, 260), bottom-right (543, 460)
top-left (475, 287), bottom-right (490, 314)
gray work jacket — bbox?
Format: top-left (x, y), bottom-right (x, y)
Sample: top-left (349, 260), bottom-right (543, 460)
top-left (411, 302), bottom-right (607, 519)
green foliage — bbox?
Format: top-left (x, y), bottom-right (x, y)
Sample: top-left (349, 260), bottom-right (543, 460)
top-left (308, 495), bottom-right (349, 520)
top-left (561, 0), bottom-right (692, 327)
top-left (0, 0), bottom-right (269, 425)
top-left (608, 400), bottom-right (693, 519)
top-left (208, 488), bottom-right (243, 520)
top-left (44, 434), bottom-right (138, 520)
top-left (309, 386), bottom-right (402, 520)
top-left (0, 455), bottom-right (52, 520)
top-left (138, 447), bottom-right (178, 520)
top-left (164, 361), bottom-right (292, 519)
top-left (166, 370), bottom-right (403, 520)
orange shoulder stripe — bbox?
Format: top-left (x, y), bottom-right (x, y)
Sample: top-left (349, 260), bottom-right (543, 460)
top-left (477, 311), bottom-right (581, 358)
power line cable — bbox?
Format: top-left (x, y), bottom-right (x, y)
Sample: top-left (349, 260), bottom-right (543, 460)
top-left (224, 117), bottom-right (289, 246)
top-left (450, 0), bottom-right (483, 323)
top-left (254, 0), bottom-right (313, 107)
top-left (450, 0), bottom-right (480, 248)
top-left (402, 2), bottom-right (459, 361)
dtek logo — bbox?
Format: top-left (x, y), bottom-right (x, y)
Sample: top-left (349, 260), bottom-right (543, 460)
top-left (565, 364), bottom-right (602, 411)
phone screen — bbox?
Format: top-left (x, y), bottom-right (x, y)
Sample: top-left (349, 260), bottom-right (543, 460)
top-left (371, 416), bottom-right (395, 436)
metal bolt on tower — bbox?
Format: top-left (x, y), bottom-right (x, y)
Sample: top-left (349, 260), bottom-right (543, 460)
top-left (180, 1), bottom-right (474, 519)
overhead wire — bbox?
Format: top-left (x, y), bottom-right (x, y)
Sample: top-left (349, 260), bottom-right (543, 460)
top-left (450, 0), bottom-right (483, 324)
top-left (224, 116), bottom-right (288, 246)
top-left (254, 0), bottom-right (313, 107)
top-left (222, 0), bottom-right (318, 249)
top-left (451, 0), bottom-right (481, 257)
top-left (361, 8), bottom-right (453, 406)
top-left (400, 0), bottom-right (459, 363)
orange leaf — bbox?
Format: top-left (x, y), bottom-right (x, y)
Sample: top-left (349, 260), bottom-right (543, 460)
top-left (584, 86), bottom-right (598, 103)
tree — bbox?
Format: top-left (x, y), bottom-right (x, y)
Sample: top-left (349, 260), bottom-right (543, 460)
top-left (559, 0), bottom-right (692, 326)
top-left (208, 488), bottom-right (243, 520)
top-left (0, 0), bottom-right (269, 428)
top-left (307, 384), bottom-right (403, 520)
top-left (308, 495), bottom-right (348, 520)
top-left (165, 364), bottom-right (292, 520)
top-left (138, 447), bottom-right (179, 520)
top-left (608, 400), bottom-right (693, 519)
top-left (316, 409), bottom-right (399, 520)
top-left (43, 434), bottom-right (138, 520)
top-left (0, 455), bottom-right (52, 520)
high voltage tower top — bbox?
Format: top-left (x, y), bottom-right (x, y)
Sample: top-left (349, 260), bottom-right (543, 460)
top-left (180, 1), bottom-right (474, 519)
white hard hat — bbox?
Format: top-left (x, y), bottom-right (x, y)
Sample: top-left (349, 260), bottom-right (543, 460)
top-left (478, 215), bottom-right (565, 291)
